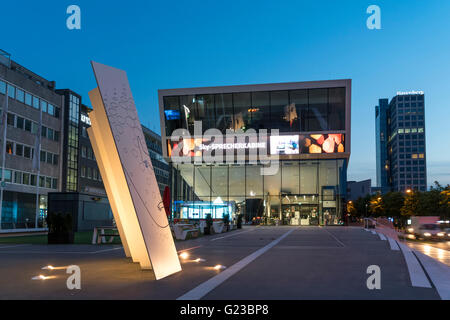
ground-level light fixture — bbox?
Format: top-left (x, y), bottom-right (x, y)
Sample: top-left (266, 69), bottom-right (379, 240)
top-left (213, 265), bottom-right (226, 270)
top-left (179, 252), bottom-right (189, 260)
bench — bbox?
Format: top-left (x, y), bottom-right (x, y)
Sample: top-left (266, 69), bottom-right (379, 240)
top-left (173, 224), bottom-right (199, 240)
top-left (92, 226), bottom-right (120, 244)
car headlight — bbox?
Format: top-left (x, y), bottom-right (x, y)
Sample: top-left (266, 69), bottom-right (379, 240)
top-left (437, 232), bottom-right (444, 237)
top-left (424, 232), bottom-right (431, 237)
top-left (408, 228), bottom-right (414, 233)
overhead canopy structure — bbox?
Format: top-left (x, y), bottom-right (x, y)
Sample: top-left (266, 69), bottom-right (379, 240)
top-left (87, 61), bottom-right (181, 280)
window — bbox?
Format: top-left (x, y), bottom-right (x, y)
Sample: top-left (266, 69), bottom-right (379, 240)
top-left (87, 167), bottom-right (92, 179)
top-left (25, 93), bottom-right (32, 106)
top-left (52, 178), bottom-right (58, 189)
top-left (30, 175), bottom-right (37, 186)
top-left (25, 119), bottom-right (32, 132)
top-left (31, 122), bottom-right (38, 134)
top-left (7, 85), bottom-right (15, 99)
top-left (46, 177), bottom-right (52, 189)
top-left (16, 116), bottom-right (24, 129)
top-left (39, 176), bottom-right (45, 188)
top-left (81, 145), bottom-right (87, 158)
top-left (14, 171), bottom-right (22, 184)
top-left (0, 80), bottom-right (5, 94)
top-left (16, 89), bottom-right (24, 103)
top-left (46, 152), bottom-right (52, 164)
top-left (23, 173), bottom-right (30, 185)
top-left (40, 150), bottom-right (46, 162)
top-left (41, 126), bottom-right (47, 137)
top-left (32, 96), bottom-right (40, 109)
top-left (24, 146), bottom-right (32, 158)
top-left (53, 154), bottom-right (58, 165)
top-left (40, 100), bottom-right (47, 113)
top-left (47, 128), bottom-right (54, 140)
top-left (7, 113), bottom-right (15, 126)
top-left (6, 141), bottom-right (13, 154)
top-left (15, 144), bottom-right (23, 156)
top-left (81, 166), bottom-right (86, 178)
top-left (47, 104), bottom-right (54, 116)
top-left (308, 88), bottom-right (328, 131)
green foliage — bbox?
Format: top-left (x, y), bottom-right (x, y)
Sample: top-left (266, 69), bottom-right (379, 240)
top-left (350, 181), bottom-right (450, 219)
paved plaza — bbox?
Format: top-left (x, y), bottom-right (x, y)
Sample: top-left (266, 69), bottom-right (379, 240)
top-left (0, 226), bottom-right (449, 300)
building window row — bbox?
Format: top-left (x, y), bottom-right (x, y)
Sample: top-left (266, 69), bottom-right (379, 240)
top-left (80, 165), bottom-right (102, 182)
top-left (4, 111), bottom-right (59, 141)
top-left (0, 79), bottom-right (60, 118)
top-left (0, 168), bottom-right (57, 189)
top-left (5, 140), bottom-right (34, 159)
top-left (40, 150), bottom-right (59, 166)
top-left (81, 145), bottom-right (95, 160)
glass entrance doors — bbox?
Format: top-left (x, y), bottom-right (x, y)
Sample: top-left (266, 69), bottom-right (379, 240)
top-left (281, 194), bottom-right (319, 225)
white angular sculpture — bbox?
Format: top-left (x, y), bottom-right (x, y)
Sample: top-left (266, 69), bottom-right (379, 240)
top-left (87, 61), bottom-right (181, 280)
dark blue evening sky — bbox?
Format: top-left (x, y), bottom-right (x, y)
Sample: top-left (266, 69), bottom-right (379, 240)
top-left (1, 0), bottom-right (449, 185)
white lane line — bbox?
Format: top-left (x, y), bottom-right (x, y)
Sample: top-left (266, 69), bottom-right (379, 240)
top-left (377, 232), bottom-right (387, 241)
top-left (0, 244), bottom-right (29, 249)
top-left (177, 228), bottom-right (296, 300)
top-left (322, 228), bottom-right (346, 247)
top-left (397, 241), bottom-right (431, 288)
top-left (387, 237), bottom-right (400, 250)
top-left (414, 251), bottom-right (450, 300)
top-left (371, 230), bottom-right (376, 235)
top-left (92, 246), bottom-right (124, 254)
top-left (211, 229), bottom-right (254, 242)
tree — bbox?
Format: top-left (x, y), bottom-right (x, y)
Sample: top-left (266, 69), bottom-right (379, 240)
top-left (369, 195), bottom-right (384, 217)
top-left (382, 192), bottom-right (404, 218)
top-left (401, 191), bottom-right (420, 217)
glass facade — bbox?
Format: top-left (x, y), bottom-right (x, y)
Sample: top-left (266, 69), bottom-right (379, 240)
top-left (170, 160), bottom-right (347, 225)
top-left (161, 82), bottom-right (350, 226)
top-left (164, 87), bottom-right (346, 136)
top-left (65, 94), bottom-right (80, 192)
top-left (376, 93), bottom-right (427, 192)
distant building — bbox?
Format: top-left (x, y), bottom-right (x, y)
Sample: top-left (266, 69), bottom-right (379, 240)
top-left (0, 50), bottom-right (63, 230)
top-left (375, 92), bottom-right (427, 192)
top-left (347, 179), bottom-right (372, 201)
top-left (375, 99), bottom-right (390, 194)
top-left (141, 125), bottom-right (169, 196)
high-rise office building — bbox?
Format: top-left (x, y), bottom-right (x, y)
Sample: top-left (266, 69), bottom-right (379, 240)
top-left (375, 99), bottom-right (390, 193)
top-left (375, 91), bottom-right (427, 193)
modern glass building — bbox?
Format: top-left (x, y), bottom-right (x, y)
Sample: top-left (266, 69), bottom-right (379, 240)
top-left (375, 92), bottom-right (427, 193)
top-left (159, 80), bottom-right (351, 225)
top-left (375, 99), bottom-right (390, 194)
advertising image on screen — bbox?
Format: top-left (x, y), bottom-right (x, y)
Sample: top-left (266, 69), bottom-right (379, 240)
top-left (164, 109), bottom-right (180, 120)
top-left (270, 135), bottom-right (300, 155)
top-left (299, 134), bottom-right (345, 154)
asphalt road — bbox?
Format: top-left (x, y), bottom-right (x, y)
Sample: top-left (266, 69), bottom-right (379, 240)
top-left (0, 226), bottom-right (447, 300)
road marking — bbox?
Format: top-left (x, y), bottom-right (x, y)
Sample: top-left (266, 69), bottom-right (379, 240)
top-left (387, 237), bottom-right (400, 250)
top-left (414, 251), bottom-right (450, 300)
top-left (397, 241), bottom-right (431, 288)
top-left (92, 246), bottom-right (124, 254)
top-left (211, 229), bottom-right (254, 242)
top-left (0, 244), bottom-right (28, 249)
top-left (377, 232), bottom-right (387, 241)
top-left (322, 228), bottom-right (346, 247)
top-left (371, 230), bottom-right (376, 235)
top-left (177, 228), bottom-right (296, 300)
